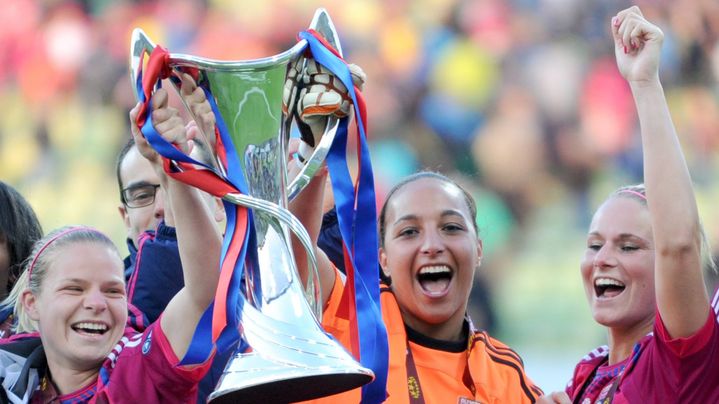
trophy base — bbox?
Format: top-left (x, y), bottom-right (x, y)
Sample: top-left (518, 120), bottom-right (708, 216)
top-left (207, 352), bottom-right (374, 403)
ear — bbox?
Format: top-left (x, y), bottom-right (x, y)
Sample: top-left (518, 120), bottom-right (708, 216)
top-left (22, 290), bottom-right (40, 321)
top-left (476, 238), bottom-right (484, 268)
top-left (118, 205), bottom-right (130, 230)
top-left (379, 247), bottom-right (391, 279)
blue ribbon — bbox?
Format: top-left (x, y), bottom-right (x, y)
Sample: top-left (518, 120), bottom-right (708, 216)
top-left (299, 31), bottom-right (389, 403)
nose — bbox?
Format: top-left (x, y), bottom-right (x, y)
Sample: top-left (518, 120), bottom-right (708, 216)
top-left (593, 245), bottom-right (617, 269)
top-left (421, 229), bottom-right (445, 256)
top-left (153, 187), bottom-right (166, 220)
top-left (84, 289), bottom-right (108, 312)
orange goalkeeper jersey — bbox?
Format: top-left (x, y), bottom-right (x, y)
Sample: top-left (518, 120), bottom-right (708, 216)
top-left (305, 272), bottom-right (542, 403)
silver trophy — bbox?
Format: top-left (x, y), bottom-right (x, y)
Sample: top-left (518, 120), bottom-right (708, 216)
top-left (130, 9), bottom-right (373, 403)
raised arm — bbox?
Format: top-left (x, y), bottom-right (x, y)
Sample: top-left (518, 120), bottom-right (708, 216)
top-left (288, 154), bottom-right (336, 307)
top-left (285, 59), bottom-right (366, 306)
top-left (129, 76), bottom-right (222, 359)
top-left (613, 6), bottom-right (709, 338)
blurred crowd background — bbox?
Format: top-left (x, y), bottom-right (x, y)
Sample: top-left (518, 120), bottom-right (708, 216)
top-left (1, 0), bottom-right (718, 392)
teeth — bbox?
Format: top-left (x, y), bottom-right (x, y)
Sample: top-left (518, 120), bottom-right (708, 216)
top-left (419, 266), bottom-right (451, 275)
top-left (594, 278), bottom-right (625, 288)
top-left (74, 322), bottom-right (108, 331)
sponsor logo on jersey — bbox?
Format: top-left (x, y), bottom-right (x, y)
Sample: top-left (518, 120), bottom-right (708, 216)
top-left (142, 330), bottom-right (152, 355)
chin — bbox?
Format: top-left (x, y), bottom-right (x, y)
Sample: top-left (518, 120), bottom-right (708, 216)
top-left (422, 306), bottom-right (462, 327)
top-left (591, 307), bottom-right (620, 328)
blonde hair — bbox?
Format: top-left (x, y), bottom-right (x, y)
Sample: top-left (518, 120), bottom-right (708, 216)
top-left (0, 226), bottom-right (120, 334)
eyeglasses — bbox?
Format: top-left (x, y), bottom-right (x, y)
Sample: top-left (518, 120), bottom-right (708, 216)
top-left (121, 184), bottom-right (161, 208)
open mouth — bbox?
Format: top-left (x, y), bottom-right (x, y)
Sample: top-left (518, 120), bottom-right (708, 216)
top-left (594, 277), bottom-right (625, 298)
top-left (71, 322), bottom-right (109, 336)
top-left (417, 265), bottom-right (453, 295)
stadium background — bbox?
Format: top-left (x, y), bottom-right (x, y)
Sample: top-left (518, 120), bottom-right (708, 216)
top-left (1, 0), bottom-right (718, 391)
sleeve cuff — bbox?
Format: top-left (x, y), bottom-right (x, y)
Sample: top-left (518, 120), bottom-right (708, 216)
top-left (155, 221), bottom-right (177, 239)
top-left (655, 309), bottom-right (715, 358)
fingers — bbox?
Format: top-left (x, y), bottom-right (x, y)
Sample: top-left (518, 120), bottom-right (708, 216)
top-left (180, 73), bottom-right (208, 110)
top-left (299, 90), bottom-right (344, 119)
top-left (179, 73), bottom-right (198, 98)
top-left (179, 73), bottom-right (216, 147)
top-left (129, 102), bottom-right (157, 162)
top-left (347, 63), bottom-right (366, 91)
top-left (286, 137), bottom-right (305, 182)
top-left (152, 111), bottom-right (188, 152)
top-left (282, 56), bottom-right (305, 115)
top-left (150, 88), bottom-right (191, 154)
top-left (151, 87), bottom-right (169, 110)
top-left (283, 57), bottom-right (366, 147)
top-left (612, 6), bottom-right (663, 52)
top-left (296, 59), bottom-right (366, 121)
top-left (185, 120), bottom-right (198, 140)
top-left (535, 392), bottom-right (571, 404)
top-left (287, 137), bottom-right (301, 156)
top-left (129, 103), bottom-right (142, 138)
top-left (550, 391), bottom-right (571, 404)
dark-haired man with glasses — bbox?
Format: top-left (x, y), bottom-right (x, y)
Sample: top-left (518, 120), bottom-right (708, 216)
top-left (117, 139), bottom-right (169, 247)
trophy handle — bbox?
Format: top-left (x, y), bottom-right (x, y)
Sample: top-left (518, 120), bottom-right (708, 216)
top-left (286, 8), bottom-right (344, 202)
top-left (129, 29), bottom-right (157, 101)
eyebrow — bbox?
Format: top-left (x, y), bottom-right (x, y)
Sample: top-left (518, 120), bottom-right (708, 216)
top-left (123, 180), bottom-right (158, 190)
top-left (60, 278), bottom-right (125, 286)
top-left (393, 209), bottom-right (467, 225)
top-left (588, 232), bottom-right (646, 241)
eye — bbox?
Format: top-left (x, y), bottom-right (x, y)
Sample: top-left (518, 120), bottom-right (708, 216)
top-left (63, 286), bottom-right (83, 293)
top-left (587, 242), bottom-right (602, 251)
top-left (397, 227), bottom-right (418, 238)
top-left (442, 222), bottom-right (465, 233)
top-left (106, 288), bottom-right (126, 297)
top-left (130, 191), bottom-right (152, 202)
top-left (621, 244), bottom-right (639, 252)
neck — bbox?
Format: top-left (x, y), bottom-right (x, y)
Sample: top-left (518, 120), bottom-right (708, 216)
top-left (607, 315), bottom-right (653, 365)
top-left (401, 309), bottom-right (467, 342)
top-left (46, 359), bottom-right (99, 396)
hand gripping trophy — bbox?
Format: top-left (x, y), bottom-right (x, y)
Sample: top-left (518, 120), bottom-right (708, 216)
top-left (129, 9), bottom-right (388, 404)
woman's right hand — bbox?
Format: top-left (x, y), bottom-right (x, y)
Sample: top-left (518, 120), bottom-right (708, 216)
top-left (612, 6), bottom-right (663, 85)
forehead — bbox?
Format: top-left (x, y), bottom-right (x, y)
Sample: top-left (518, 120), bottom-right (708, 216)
top-left (120, 147), bottom-right (160, 188)
top-left (385, 178), bottom-right (470, 220)
top-left (45, 242), bottom-right (124, 282)
top-left (589, 197), bottom-right (652, 238)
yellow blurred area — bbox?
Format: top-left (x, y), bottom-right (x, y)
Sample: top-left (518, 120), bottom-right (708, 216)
top-left (0, 91), bottom-right (40, 182)
top-left (431, 39), bottom-right (498, 108)
top-left (379, 18), bottom-right (421, 76)
top-left (335, 0), bottom-right (382, 36)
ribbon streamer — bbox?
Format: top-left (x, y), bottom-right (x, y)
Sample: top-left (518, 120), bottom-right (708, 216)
top-left (299, 30), bottom-right (389, 403)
